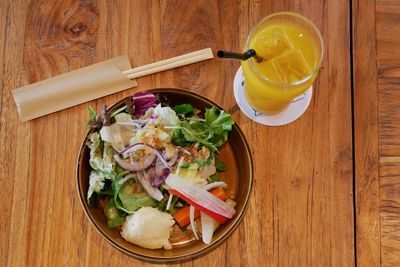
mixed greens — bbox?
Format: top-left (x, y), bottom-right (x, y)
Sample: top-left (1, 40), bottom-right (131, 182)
top-left (86, 92), bottom-right (237, 249)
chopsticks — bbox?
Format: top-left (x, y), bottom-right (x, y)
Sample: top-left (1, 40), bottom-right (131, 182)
top-left (122, 48), bottom-right (214, 79)
top-left (12, 48), bottom-right (214, 122)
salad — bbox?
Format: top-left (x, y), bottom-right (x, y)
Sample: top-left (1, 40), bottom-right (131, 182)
top-left (86, 91), bottom-right (237, 250)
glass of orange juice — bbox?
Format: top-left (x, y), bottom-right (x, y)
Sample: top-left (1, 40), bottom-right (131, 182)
top-left (241, 12), bottom-right (324, 115)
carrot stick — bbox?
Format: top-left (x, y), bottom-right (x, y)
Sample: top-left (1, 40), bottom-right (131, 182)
top-left (173, 206), bottom-right (200, 227)
top-left (209, 187), bottom-right (228, 201)
top-left (172, 187), bottom-right (228, 227)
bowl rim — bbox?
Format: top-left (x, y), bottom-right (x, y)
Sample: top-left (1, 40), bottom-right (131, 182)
top-left (76, 88), bottom-right (254, 263)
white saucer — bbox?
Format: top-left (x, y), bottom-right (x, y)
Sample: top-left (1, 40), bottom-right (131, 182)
top-left (233, 66), bottom-right (313, 126)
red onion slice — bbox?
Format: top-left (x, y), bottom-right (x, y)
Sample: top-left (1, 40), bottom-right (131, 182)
top-left (151, 161), bottom-right (170, 187)
top-left (118, 173), bottom-right (136, 185)
top-left (152, 149), bottom-right (172, 170)
top-left (155, 159), bottom-right (165, 177)
top-left (122, 143), bottom-right (172, 171)
top-left (167, 151), bottom-right (179, 166)
top-left (158, 150), bottom-right (178, 171)
top-left (203, 182), bottom-right (227, 191)
top-left (151, 170), bottom-right (170, 187)
top-left (121, 143), bottom-right (150, 157)
top-left (151, 150), bottom-right (178, 187)
top-left (150, 114), bottom-right (159, 120)
top-left (136, 171), bottom-right (164, 201)
top-left (113, 153), bottom-right (155, 172)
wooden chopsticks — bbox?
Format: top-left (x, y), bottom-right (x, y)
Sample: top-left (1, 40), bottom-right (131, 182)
top-left (122, 48), bottom-right (214, 79)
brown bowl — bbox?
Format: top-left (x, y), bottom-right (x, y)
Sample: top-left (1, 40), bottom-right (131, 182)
top-left (76, 88), bottom-right (253, 263)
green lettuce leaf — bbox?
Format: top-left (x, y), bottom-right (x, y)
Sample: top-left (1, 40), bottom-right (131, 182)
top-left (215, 158), bottom-right (227, 171)
top-left (88, 132), bottom-right (114, 174)
top-left (204, 107), bottom-right (235, 147)
top-left (173, 103), bottom-right (194, 115)
top-left (171, 106), bottom-right (234, 151)
top-left (112, 174), bottom-right (157, 213)
top-left (111, 171), bottom-right (129, 212)
top-left (153, 104), bottom-right (180, 126)
top-left (171, 128), bottom-right (193, 147)
top-left (87, 132), bottom-right (116, 201)
top-left (104, 198), bottom-right (126, 228)
top-left (208, 173), bottom-right (220, 183)
top-left (119, 191), bottom-right (157, 212)
top-left (118, 179), bottom-right (157, 212)
top-left (87, 171), bottom-right (106, 200)
top-left (181, 158), bottom-right (212, 169)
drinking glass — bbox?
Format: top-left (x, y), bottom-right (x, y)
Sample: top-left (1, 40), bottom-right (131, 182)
top-left (241, 12), bottom-right (324, 115)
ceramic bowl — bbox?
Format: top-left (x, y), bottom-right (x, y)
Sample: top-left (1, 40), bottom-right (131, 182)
top-left (76, 88), bottom-right (253, 263)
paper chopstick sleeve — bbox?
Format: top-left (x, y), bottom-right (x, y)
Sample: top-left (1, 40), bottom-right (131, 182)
top-left (12, 55), bottom-right (137, 122)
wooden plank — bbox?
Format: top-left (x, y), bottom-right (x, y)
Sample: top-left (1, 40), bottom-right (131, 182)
top-left (376, 1), bottom-right (400, 266)
top-left (380, 176), bottom-right (400, 266)
top-left (325, 0), bottom-right (354, 265)
top-left (0, 1), bottom-right (30, 267)
top-left (356, 0), bottom-right (400, 266)
top-left (352, 0), bottom-right (382, 266)
top-left (0, 0), bottom-right (9, 262)
top-left (0, 0), bottom-right (6, 97)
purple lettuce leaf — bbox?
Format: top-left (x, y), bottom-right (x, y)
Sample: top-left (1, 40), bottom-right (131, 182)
top-left (132, 92), bottom-right (157, 118)
top-left (150, 169), bottom-right (170, 187)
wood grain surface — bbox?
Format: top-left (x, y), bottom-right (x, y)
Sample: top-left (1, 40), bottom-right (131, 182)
top-left (377, 1), bottom-right (400, 266)
top-left (0, 0), bottom-right (354, 266)
top-left (354, 0), bottom-right (400, 266)
top-left (352, 0), bottom-right (381, 266)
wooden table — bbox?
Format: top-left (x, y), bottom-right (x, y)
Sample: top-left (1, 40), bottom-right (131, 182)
top-left (354, 0), bottom-right (400, 266)
top-left (0, 0), bottom-right (397, 266)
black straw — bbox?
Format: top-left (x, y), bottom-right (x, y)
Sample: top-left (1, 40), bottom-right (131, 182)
top-left (217, 49), bottom-right (263, 62)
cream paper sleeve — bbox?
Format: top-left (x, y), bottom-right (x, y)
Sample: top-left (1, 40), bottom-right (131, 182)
top-left (12, 55), bottom-right (137, 122)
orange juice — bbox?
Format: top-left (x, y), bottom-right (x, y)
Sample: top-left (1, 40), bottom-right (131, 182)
top-left (241, 13), bottom-right (323, 114)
